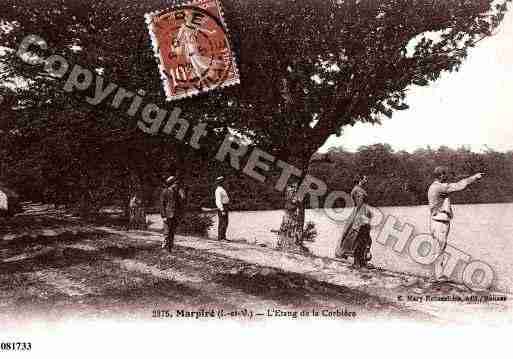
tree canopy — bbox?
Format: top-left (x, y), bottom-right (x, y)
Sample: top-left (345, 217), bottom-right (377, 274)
top-left (1, 0), bottom-right (511, 209)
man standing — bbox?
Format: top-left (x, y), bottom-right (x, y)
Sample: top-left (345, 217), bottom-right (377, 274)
top-left (428, 166), bottom-right (483, 281)
top-left (160, 175), bottom-right (186, 252)
top-left (215, 176), bottom-right (230, 241)
top-left (0, 189), bottom-right (8, 216)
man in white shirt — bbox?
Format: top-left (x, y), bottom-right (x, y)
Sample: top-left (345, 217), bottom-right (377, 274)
top-left (427, 166), bottom-right (484, 281)
top-left (215, 176), bottom-right (230, 241)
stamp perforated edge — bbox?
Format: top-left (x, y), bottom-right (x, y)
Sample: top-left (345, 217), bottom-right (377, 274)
top-left (144, 0), bottom-right (241, 102)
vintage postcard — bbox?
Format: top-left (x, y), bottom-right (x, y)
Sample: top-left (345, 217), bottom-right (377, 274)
top-left (0, 0), bottom-right (512, 357)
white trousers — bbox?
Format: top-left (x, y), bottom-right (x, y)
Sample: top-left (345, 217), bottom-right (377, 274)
top-left (430, 219), bottom-right (451, 279)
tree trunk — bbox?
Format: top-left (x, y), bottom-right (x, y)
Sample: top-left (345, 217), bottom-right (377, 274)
top-left (76, 174), bottom-right (96, 217)
top-left (276, 188), bottom-right (308, 253)
top-left (274, 108), bottom-right (336, 252)
top-left (127, 171), bottom-right (147, 230)
top-left (276, 159), bottom-right (309, 253)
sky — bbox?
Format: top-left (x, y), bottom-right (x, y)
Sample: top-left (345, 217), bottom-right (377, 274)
top-left (320, 10), bottom-right (513, 154)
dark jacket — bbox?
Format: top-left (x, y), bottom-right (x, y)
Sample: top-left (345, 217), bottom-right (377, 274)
top-left (160, 183), bottom-right (186, 218)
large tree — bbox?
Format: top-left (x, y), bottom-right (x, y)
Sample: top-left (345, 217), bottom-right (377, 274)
top-left (1, 0), bottom-right (510, 246)
top-left (226, 0), bottom-right (511, 250)
top-left (1, 0), bottom-right (230, 222)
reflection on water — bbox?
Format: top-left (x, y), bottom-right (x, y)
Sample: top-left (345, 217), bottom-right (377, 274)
top-left (149, 203), bottom-right (513, 293)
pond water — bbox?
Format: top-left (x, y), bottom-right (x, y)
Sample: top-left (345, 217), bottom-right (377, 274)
top-left (148, 203), bottom-right (513, 293)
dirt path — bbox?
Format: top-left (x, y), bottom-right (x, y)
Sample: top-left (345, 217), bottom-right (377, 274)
top-left (1, 207), bottom-right (511, 326)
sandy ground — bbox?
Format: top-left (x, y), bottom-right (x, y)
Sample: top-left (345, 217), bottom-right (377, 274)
top-left (1, 204), bottom-right (511, 327)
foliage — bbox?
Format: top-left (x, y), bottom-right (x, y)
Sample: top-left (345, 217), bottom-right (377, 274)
top-left (0, 0), bottom-right (511, 216)
top-left (302, 221), bottom-right (318, 243)
top-left (312, 144), bottom-right (513, 207)
top-left (177, 212), bottom-right (214, 236)
top-left (163, 144), bottom-right (513, 210)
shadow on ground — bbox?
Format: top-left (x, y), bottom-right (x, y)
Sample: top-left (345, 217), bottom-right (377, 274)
top-left (1, 230), bottom-right (432, 320)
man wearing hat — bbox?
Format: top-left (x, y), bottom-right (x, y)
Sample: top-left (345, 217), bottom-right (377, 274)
top-left (160, 175), bottom-right (186, 251)
top-left (215, 176), bottom-right (230, 241)
top-left (427, 166), bottom-right (484, 281)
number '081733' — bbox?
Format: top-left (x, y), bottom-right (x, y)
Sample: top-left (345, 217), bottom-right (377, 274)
top-left (0, 342), bottom-right (32, 351)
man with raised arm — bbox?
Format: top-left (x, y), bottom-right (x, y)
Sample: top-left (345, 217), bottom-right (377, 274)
top-left (428, 166), bottom-right (484, 281)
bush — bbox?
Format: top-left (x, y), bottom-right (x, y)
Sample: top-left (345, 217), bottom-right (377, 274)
top-left (177, 212), bottom-right (214, 236)
top-left (302, 221), bottom-right (318, 242)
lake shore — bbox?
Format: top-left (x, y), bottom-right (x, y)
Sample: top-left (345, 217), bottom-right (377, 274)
top-left (147, 202), bottom-right (513, 293)
top-left (1, 204), bottom-right (511, 325)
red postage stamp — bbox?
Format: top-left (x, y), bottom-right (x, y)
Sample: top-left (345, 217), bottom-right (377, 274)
top-left (145, 0), bottom-right (240, 101)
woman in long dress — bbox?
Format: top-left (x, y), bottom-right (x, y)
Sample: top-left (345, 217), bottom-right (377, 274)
top-left (174, 18), bottom-right (210, 79)
top-left (335, 176), bottom-right (373, 268)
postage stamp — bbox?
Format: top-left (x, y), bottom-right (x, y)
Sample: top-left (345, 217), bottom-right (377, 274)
top-left (145, 0), bottom-right (240, 101)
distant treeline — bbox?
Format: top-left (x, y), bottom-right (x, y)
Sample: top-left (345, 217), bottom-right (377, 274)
top-left (209, 144), bottom-right (513, 210)
top-left (3, 143), bottom-right (512, 211)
